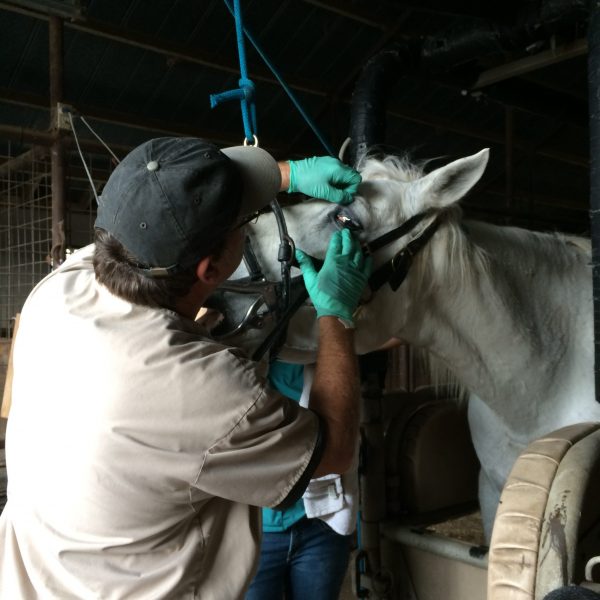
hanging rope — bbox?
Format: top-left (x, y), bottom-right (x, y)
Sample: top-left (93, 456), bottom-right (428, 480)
top-left (212, 0), bottom-right (335, 156)
top-left (209, 0), bottom-right (258, 144)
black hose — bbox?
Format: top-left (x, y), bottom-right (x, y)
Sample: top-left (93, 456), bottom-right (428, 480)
top-left (348, 41), bottom-right (420, 166)
top-left (348, 0), bottom-right (589, 164)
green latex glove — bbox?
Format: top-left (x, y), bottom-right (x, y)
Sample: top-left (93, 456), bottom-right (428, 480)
top-left (295, 229), bottom-right (372, 326)
top-left (288, 156), bottom-right (361, 205)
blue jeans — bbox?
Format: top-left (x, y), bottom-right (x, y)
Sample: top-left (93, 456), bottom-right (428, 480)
top-left (245, 517), bottom-right (352, 600)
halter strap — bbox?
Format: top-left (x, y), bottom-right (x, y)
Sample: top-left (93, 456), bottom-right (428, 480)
top-left (363, 210), bottom-right (432, 254)
top-left (259, 199), bottom-right (295, 361)
top-left (368, 216), bottom-right (441, 291)
top-left (290, 210), bottom-right (440, 294)
top-left (242, 236), bottom-right (264, 281)
top-left (251, 277), bottom-right (308, 362)
top-left (214, 208), bottom-right (441, 362)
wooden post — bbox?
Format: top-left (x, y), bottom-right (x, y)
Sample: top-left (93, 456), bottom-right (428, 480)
top-left (1, 314), bottom-right (21, 419)
top-left (49, 15), bottom-right (66, 268)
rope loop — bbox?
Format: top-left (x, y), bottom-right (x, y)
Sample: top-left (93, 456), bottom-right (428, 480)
top-left (209, 0), bottom-right (257, 142)
top-left (211, 0), bottom-right (336, 155)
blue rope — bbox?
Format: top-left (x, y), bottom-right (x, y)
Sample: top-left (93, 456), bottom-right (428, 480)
top-left (210, 0), bottom-right (257, 142)
top-left (218, 0), bottom-right (336, 156)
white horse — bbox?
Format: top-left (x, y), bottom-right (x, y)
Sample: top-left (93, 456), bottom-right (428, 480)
top-left (221, 148), bottom-right (600, 540)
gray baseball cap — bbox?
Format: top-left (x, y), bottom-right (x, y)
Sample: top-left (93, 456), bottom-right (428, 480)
top-left (95, 137), bottom-right (280, 276)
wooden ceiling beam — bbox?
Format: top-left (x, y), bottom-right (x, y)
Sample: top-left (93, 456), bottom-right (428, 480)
top-left (302, 0), bottom-right (391, 30)
top-left (0, 2), bottom-right (328, 99)
top-left (472, 39), bottom-right (588, 89)
top-left (387, 105), bottom-right (588, 168)
top-left (1, 85), bottom-right (587, 169)
top-left (0, 88), bottom-right (290, 155)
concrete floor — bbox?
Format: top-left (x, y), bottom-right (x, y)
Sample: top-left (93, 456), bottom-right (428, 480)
top-left (340, 550), bottom-right (359, 600)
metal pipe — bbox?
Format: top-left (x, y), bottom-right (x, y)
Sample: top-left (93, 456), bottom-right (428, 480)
top-left (588, 1), bottom-right (600, 403)
top-left (357, 352), bottom-right (391, 595)
top-left (505, 106), bottom-right (514, 221)
top-left (381, 524), bottom-right (489, 570)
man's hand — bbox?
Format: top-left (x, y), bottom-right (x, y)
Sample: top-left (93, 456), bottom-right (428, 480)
top-left (287, 156), bottom-right (361, 204)
top-left (295, 229), bottom-right (372, 326)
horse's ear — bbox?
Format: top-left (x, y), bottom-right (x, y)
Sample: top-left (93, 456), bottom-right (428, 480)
top-left (416, 149), bottom-right (489, 209)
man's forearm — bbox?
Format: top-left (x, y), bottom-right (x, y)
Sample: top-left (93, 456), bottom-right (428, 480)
top-left (277, 161), bottom-right (290, 191)
top-left (310, 317), bottom-right (360, 477)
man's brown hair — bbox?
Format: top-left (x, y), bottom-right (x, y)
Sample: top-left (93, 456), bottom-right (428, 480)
top-left (93, 228), bottom-right (200, 310)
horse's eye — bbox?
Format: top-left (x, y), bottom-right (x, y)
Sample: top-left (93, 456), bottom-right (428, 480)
top-left (335, 213), bottom-right (362, 231)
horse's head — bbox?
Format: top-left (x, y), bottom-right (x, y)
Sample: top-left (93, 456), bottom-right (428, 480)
top-left (221, 148), bottom-right (489, 362)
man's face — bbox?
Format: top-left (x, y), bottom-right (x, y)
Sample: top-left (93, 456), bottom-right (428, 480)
top-left (218, 227), bottom-right (246, 282)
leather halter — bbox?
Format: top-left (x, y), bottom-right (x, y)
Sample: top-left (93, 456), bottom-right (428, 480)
top-left (205, 199), bottom-right (297, 361)
top-left (206, 208), bottom-right (440, 361)
top-left (289, 209), bottom-right (441, 292)
top-left (366, 210), bottom-right (441, 292)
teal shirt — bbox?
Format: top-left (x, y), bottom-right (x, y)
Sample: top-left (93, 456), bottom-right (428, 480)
top-left (262, 361), bottom-right (307, 532)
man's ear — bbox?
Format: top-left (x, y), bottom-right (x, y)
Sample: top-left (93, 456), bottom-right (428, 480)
top-left (195, 255), bottom-right (220, 284)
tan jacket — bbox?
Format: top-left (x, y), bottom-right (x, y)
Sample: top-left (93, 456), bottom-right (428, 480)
top-left (0, 245), bottom-right (320, 599)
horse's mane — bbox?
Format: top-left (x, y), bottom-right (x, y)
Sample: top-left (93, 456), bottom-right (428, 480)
top-left (360, 152), bottom-right (591, 399)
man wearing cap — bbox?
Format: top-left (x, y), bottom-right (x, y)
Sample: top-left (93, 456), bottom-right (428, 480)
top-left (0, 137), bottom-right (370, 599)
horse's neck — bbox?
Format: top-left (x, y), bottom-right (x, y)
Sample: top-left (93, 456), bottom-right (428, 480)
top-left (405, 221), bottom-right (594, 434)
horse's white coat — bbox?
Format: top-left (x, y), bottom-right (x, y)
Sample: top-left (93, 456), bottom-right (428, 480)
top-left (230, 148), bottom-right (600, 539)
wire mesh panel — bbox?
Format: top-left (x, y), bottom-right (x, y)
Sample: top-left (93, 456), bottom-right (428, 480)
top-left (0, 144), bottom-right (52, 338)
top-left (0, 138), bottom-right (110, 340)
top-left (64, 148), bottom-right (107, 250)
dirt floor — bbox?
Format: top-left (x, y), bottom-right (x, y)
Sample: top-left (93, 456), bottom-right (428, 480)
top-left (427, 511), bottom-right (486, 546)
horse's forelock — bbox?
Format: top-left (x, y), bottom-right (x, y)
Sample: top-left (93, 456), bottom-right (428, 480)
top-left (359, 154), bottom-right (425, 183)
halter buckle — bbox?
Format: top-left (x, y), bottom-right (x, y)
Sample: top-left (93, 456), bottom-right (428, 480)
top-left (391, 249), bottom-right (412, 272)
